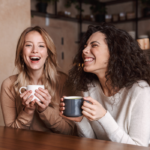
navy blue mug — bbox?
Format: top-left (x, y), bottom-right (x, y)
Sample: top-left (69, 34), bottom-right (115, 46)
top-left (63, 96), bottom-right (83, 117)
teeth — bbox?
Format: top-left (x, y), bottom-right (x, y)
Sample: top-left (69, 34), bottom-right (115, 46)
top-left (84, 58), bottom-right (93, 62)
top-left (30, 57), bottom-right (40, 60)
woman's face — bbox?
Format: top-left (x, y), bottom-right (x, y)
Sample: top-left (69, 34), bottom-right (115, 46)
top-left (23, 31), bottom-right (48, 72)
top-left (82, 31), bottom-right (110, 75)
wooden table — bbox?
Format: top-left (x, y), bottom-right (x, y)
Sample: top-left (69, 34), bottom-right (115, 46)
top-left (0, 126), bottom-right (149, 150)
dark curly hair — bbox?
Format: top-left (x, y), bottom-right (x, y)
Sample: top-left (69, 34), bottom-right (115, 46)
top-left (67, 23), bottom-right (150, 92)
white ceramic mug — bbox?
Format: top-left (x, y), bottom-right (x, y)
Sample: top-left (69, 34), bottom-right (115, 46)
top-left (19, 85), bottom-right (45, 101)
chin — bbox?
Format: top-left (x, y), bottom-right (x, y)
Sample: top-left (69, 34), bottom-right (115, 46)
top-left (83, 66), bottom-right (92, 73)
top-left (29, 66), bottom-right (43, 71)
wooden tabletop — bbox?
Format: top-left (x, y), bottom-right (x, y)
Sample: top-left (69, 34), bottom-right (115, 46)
top-left (0, 126), bottom-right (149, 150)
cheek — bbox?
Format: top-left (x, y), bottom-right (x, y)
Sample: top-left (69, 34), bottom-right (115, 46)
top-left (43, 49), bottom-right (48, 56)
top-left (22, 47), bottom-right (30, 56)
top-left (44, 52), bottom-right (48, 60)
top-left (96, 48), bottom-right (109, 62)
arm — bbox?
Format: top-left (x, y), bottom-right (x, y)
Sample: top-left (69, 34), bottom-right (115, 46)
top-left (38, 106), bottom-right (74, 135)
top-left (36, 72), bottom-right (75, 135)
top-left (0, 78), bottom-right (34, 129)
top-left (98, 87), bottom-right (150, 146)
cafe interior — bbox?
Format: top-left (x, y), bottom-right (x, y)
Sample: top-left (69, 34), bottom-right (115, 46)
top-left (0, 0), bottom-right (150, 149)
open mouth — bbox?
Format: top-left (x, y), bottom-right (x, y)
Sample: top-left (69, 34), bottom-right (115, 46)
top-left (30, 57), bottom-right (41, 62)
top-left (84, 58), bottom-right (94, 62)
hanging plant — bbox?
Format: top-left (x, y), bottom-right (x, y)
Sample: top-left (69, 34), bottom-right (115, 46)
top-left (65, 0), bottom-right (84, 12)
top-left (140, 0), bottom-right (150, 16)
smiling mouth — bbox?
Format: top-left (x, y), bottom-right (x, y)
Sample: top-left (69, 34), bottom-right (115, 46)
top-left (30, 57), bottom-right (41, 62)
top-left (84, 58), bottom-right (94, 62)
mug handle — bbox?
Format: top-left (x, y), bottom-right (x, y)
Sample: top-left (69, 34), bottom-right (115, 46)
top-left (19, 87), bottom-right (27, 94)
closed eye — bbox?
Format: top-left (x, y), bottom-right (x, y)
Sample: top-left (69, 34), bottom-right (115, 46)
top-left (39, 45), bottom-right (44, 47)
top-left (92, 44), bottom-right (98, 47)
top-left (25, 44), bottom-right (32, 47)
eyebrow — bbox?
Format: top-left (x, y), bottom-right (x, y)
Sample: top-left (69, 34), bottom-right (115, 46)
top-left (85, 41), bottom-right (100, 46)
top-left (25, 41), bottom-right (45, 43)
top-left (90, 41), bottom-right (100, 45)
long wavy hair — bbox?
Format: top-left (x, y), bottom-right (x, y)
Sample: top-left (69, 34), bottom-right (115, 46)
top-left (14, 26), bottom-right (59, 106)
top-left (68, 23), bottom-right (150, 92)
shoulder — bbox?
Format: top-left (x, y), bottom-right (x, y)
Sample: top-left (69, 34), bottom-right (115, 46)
top-left (1, 75), bottom-right (18, 100)
top-left (129, 80), bottom-right (150, 93)
top-left (1, 74), bottom-right (18, 89)
top-left (127, 80), bottom-right (150, 104)
top-left (58, 71), bottom-right (68, 80)
top-left (57, 71), bottom-right (68, 86)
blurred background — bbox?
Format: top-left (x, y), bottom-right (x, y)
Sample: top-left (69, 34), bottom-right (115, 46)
top-left (0, 0), bottom-right (150, 126)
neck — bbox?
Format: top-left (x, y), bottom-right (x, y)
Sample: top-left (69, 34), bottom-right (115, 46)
top-left (95, 71), bottom-right (114, 97)
top-left (28, 69), bottom-right (43, 85)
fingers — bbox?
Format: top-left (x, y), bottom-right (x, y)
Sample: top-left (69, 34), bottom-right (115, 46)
top-left (83, 97), bottom-right (98, 105)
top-left (82, 100), bottom-right (94, 110)
top-left (60, 97), bottom-right (64, 102)
top-left (82, 110), bottom-right (94, 120)
top-left (82, 105), bottom-right (94, 116)
top-left (35, 99), bottom-right (45, 109)
top-left (34, 92), bottom-right (46, 104)
top-left (38, 87), bottom-right (48, 95)
top-left (59, 102), bottom-right (65, 107)
top-left (20, 90), bottom-right (29, 98)
top-left (35, 89), bottom-right (50, 100)
top-left (59, 106), bottom-right (65, 112)
top-left (35, 89), bottom-right (51, 105)
top-left (25, 95), bottom-right (34, 106)
top-left (20, 90), bottom-right (31, 99)
top-left (21, 90), bottom-right (33, 105)
top-left (59, 111), bottom-right (63, 116)
top-left (30, 100), bottom-right (36, 107)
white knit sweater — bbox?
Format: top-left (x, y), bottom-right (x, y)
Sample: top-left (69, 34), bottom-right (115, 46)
top-left (76, 80), bottom-right (150, 147)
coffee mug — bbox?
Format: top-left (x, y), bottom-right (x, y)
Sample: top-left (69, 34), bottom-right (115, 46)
top-left (19, 85), bottom-right (44, 102)
top-left (63, 96), bottom-right (84, 117)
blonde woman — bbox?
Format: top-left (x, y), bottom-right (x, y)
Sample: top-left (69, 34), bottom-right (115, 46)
top-left (0, 26), bottom-right (74, 134)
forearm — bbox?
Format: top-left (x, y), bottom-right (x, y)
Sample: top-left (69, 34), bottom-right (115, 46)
top-left (4, 108), bottom-right (34, 130)
top-left (98, 111), bottom-right (150, 147)
top-left (38, 106), bottom-right (74, 135)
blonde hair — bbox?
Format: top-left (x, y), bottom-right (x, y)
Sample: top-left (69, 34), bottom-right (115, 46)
top-left (14, 26), bottom-right (59, 106)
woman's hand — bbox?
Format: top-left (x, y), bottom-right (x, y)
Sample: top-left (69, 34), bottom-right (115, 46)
top-left (34, 88), bottom-right (51, 113)
top-left (82, 97), bottom-right (107, 121)
top-left (20, 90), bottom-right (36, 114)
top-left (59, 97), bottom-right (83, 122)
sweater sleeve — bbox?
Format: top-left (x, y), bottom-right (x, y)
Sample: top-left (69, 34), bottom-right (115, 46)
top-left (75, 117), bottom-right (96, 138)
top-left (37, 72), bottom-right (75, 135)
top-left (38, 106), bottom-right (74, 135)
top-left (98, 86), bottom-right (150, 147)
top-left (0, 77), bottom-right (34, 129)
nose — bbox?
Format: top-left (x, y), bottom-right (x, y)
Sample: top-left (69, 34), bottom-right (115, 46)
top-left (82, 46), bottom-right (90, 54)
top-left (32, 45), bottom-right (38, 53)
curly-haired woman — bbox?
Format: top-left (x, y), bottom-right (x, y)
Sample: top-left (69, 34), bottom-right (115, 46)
top-left (60, 23), bottom-right (150, 146)
top-left (0, 26), bottom-right (74, 134)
